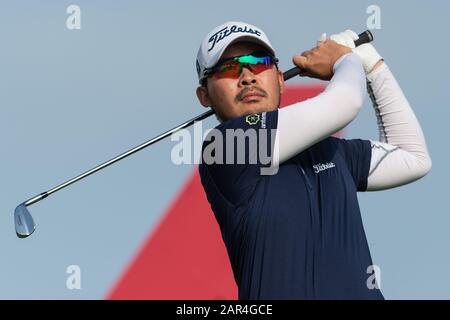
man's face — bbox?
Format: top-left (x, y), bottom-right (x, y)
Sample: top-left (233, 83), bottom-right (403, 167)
top-left (196, 42), bottom-right (285, 122)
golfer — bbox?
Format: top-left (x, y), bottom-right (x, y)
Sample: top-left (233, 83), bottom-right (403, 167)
top-left (196, 21), bottom-right (431, 299)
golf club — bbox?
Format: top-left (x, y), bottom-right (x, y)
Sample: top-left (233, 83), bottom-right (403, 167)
top-left (14, 30), bottom-right (373, 238)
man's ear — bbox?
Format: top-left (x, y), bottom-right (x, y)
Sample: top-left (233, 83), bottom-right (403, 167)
top-left (278, 70), bottom-right (285, 94)
top-left (196, 86), bottom-right (212, 108)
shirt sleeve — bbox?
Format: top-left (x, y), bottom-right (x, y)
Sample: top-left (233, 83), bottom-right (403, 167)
top-left (273, 53), bottom-right (366, 167)
top-left (365, 63), bottom-right (432, 191)
top-left (334, 138), bottom-right (372, 192)
top-left (200, 110), bottom-right (278, 205)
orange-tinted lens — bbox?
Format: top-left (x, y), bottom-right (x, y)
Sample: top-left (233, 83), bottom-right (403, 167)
top-left (211, 55), bottom-right (276, 79)
top-left (213, 61), bottom-right (241, 79)
top-left (249, 62), bottom-right (273, 75)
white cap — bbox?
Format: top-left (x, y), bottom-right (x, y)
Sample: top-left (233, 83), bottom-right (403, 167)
top-left (196, 21), bottom-right (276, 83)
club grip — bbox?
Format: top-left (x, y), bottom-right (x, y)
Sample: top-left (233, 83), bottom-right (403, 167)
top-left (283, 30), bottom-right (374, 81)
top-left (354, 30), bottom-right (373, 47)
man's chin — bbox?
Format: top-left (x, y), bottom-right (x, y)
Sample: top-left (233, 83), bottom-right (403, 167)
top-left (240, 102), bottom-right (276, 116)
top-left (217, 103), bottom-right (278, 122)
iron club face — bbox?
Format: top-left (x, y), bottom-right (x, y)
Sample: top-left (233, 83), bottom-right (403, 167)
top-left (14, 203), bottom-right (36, 238)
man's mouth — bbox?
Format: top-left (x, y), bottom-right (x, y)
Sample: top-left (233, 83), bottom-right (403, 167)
top-left (238, 88), bottom-right (267, 103)
top-left (241, 91), bottom-right (264, 102)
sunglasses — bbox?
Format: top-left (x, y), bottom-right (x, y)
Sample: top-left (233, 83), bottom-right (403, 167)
top-left (204, 53), bottom-right (279, 80)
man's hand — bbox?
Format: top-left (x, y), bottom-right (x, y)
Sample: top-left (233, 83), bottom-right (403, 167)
top-left (293, 40), bottom-right (352, 81)
top-left (328, 29), bottom-right (383, 74)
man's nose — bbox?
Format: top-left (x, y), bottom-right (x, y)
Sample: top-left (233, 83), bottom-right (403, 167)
top-left (239, 65), bottom-right (257, 86)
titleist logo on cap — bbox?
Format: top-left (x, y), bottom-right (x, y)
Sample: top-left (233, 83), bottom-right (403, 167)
top-left (208, 25), bottom-right (262, 52)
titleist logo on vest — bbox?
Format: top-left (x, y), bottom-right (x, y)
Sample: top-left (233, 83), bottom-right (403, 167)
top-left (313, 162), bottom-right (336, 174)
top-left (208, 25), bottom-right (262, 52)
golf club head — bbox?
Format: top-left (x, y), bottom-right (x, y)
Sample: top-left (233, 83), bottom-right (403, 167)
top-left (14, 203), bottom-right (36, 238)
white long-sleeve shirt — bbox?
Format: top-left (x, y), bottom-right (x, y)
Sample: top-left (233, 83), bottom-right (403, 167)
top-left (272, 53), bottom-right (432, 189)
top-left (366, 63), bottom-right (432, 190)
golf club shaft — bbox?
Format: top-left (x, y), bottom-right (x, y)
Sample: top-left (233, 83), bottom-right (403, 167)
top-left (23, 109), bottom-right (214, 207)
top-left (22, 30), bottom-right (373, 208)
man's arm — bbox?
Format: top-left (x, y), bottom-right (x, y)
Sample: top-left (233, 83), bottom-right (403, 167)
top-left (365, 62), bottom-right (432, 190)
top-left (271, 42), bottom-right (366, 167)
top-left (329, 30), bottom-right (432, 191)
